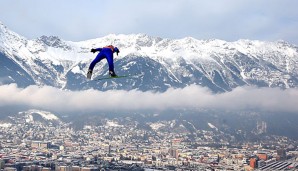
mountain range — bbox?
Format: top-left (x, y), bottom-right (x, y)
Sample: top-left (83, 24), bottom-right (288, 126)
top-left (2, 21), bottom-right (298, 141)
top-left (1, 21), bottom-right (298, 92)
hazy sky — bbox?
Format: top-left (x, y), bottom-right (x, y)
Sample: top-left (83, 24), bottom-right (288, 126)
top-left (1, 84), bottom-right (298, 113)
top-left (0, 0), bottom-right (298, 44)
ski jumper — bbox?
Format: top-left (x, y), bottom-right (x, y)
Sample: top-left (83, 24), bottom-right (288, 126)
top-left (89, 46), bottom-right (117, 72)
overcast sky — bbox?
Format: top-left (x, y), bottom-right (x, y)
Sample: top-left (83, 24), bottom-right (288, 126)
top-left (0, 0), bottom-right (298, 44)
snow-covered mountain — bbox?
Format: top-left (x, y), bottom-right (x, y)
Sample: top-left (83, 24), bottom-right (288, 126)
top-left (1, 21), bottom-right (298, 92)
top-left (18, 109), bottom-right (60, 122)
top-left (1, 109), bottom-right (62, 127)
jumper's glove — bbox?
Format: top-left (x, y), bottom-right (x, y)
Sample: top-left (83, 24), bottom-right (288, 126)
top-left (91, 48), bottom-right (97, 53)
top-left (114, 47), bottom-right (120, 56)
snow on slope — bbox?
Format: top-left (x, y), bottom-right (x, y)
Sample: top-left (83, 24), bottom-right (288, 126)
top-left (18, 109), bottom-right (60, 121)
top-left (105, 120), bottom-right (122, 127)
top-left (1, 21), bottom-right (298, 92)
top-left (77, 34), bottom-right (298, 62)
top-left (149, 122), bottom-right (166, 130)
top-left (2, 21), bottom-right (295, 64)
top-left (0, 123), bottom-right (12, 128)
top-left (208, 123), bottom-right (218, 131)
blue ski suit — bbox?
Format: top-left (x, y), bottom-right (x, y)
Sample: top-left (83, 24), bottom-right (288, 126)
top-left (88, 46), bottom-right (119, 72)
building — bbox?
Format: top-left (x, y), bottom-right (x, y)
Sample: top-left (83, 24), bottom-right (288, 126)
top-left (257, 153), bottom-right (268, 161)
top-left (277, 149), bottom-right (287, 160)
top-left (31, 141), bottom-right (51, 149)
top-left (249, 158), bottom-right (257, 169)
top-left (0, 159), bottom-right (5, 170)
top-left (169, 148), bottom-right (179, 159)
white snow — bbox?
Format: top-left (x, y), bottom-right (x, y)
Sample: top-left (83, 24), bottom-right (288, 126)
top-left (26, 115), bottom-right (34, 123)
top-left (19, 109), bottom-right (59, 121)
top-left (1, 21), bottom-right (298, 91)
top-left (0, 123), bottom-right (12, 128)
top-left (149, 122), bottom-right (165, 130)
top-left (208, 123), bottom-right (218, 130)
top-left (84, 125), bottom-right (92, 129)
top-left (208, 123), bottom-right (214, 128)
top-left (2, 22), bottom-right (297, 64)
top-left (36, 111), bottom-right (59, 120)
top-left (170, 120), bottom-right (176, 128)
top-left (188, 122), bottom-right (197, 130)
top-left (106, 120), bottom-right (121, 127)
top-left (71, 65), bottom-right (83, 74)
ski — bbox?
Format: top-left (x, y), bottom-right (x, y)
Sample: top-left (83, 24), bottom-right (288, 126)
top-left (89, 73), bottom-right (143, 81)
top-left (93, 75), bottom-right (129, 81)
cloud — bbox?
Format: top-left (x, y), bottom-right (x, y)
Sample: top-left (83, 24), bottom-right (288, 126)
top-left (1, 84), bottom-right (298, 113)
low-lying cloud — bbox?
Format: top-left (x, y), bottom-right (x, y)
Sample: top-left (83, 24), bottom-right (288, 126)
top-left (1, 84), bottom-right (298, 113)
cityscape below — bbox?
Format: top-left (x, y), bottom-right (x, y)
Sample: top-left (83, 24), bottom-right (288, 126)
top-left (0, 110), bottom-right (298, 171)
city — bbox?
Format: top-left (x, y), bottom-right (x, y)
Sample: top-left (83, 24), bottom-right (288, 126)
top-left (0, 111), bottom-right (297, 171)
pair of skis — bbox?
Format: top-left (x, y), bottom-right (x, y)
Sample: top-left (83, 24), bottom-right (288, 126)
top-left (92, 73), bottom-right (142, 81)
top-left (93, 75), bottom-right (128, 81)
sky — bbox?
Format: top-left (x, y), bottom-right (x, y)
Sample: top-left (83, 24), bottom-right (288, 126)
top-left (1, 84), bottom-right (298, 113)
top-left (0, 0), bottom-right (298, 44)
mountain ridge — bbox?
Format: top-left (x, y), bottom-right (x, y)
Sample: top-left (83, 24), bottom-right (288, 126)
top-left (1, 21), bottom-right (298, 92)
